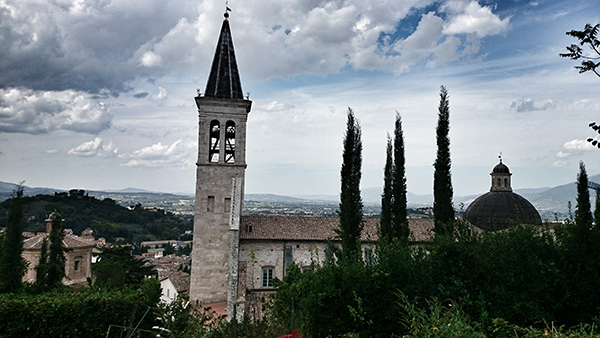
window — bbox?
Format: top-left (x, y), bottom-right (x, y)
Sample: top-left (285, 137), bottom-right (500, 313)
top-left (497, 178), bottom-right (501, 187)
top-left (74, 257), bottom-right (82, 273)
top-left (325, 247), bottom-right (333, 263)
top-left (209, 120), bottom-right (220, 163)
top-left (504, 178), bottom-right (508, 187)
top-left (285, 246), bottom-right (293, 268)
top-left (224, 121), bottom-right (236, 163)
top-left (364, 248), bottom-right (373, 266)
top-left (262, 267), bottom-right (274, 288)
top-left (207, 196), bottom-right (215, 212)
top-left (247, 224), bottom-right (253, 233)
top-left (224, 198), bottom-right (231, 213)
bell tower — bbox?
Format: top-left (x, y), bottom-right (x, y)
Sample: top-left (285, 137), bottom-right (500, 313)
top-left (189, 11), bottom-right (251, 317)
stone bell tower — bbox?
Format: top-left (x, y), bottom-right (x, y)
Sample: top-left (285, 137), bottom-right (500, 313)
top-left (189, 11), bottom-right (251, 318)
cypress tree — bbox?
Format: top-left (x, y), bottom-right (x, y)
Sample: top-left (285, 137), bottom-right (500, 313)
top-left (0, 186), bottom-right (27, 293)
top-left (380, 135), bottom-right (393, 239)
top-left (338, 108), bottom-right (364, 263)
top-left (45, 212), bottom-right (68, 288)
top-left (391, 112), bottom-right (409, 240)
top-left (575, 161), bottom-right (593, 229)
top-left (433, 86), bottom-right (454, 237)
top-left (35, 238), bottom-right (49, 290)
top-left (595, 189), bottom-right (600, 230)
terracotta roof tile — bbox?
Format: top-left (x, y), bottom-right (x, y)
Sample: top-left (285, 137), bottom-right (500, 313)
top-left (23, 234), bottom-right (96, 250)
top-left (239, 216), bottom-right (434, 242)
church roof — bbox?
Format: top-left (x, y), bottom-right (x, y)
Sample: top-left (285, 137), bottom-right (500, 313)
top-left (492, 160), bottom-right (510, 174)
top-left (23, 233), bottom-right (96, 250)
top-left (204, 15), bottom-right (244, 100)
top-left (464, 191), bottom-right (542, 231)
top-left (239, 216), bottom-right (435, 242)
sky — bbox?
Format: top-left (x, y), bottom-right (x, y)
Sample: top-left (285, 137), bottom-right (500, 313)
top-left (1, 0), bottom-right (599, 199)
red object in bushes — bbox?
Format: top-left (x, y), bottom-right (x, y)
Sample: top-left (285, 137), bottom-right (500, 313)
top-left (271, 329), bottom-right (301, 338)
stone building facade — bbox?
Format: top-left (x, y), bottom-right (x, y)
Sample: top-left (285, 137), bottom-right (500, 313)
top-left (189, 12), bottom-right (251, 319)
top-left (22, 216), bottom-right (94, 286)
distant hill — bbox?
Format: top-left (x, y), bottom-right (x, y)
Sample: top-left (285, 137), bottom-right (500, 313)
top-left (0, 190), bottom-right (192, 243)
top-left (2, 175), bottom-right (596, 219)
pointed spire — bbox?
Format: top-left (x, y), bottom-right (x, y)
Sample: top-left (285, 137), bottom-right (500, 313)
top-left (204, 13), bottom-right (244, 100)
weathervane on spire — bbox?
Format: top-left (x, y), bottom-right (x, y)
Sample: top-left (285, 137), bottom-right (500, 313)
top-left (224, 1), bottom-right (231, 18)
top-left (499, 152), bottom-right (503, 163)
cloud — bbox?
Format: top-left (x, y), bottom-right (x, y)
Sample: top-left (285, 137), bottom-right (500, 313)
top-left (0, 0), bottom-right (510, 96)
top-left (151, 87), bottom-right (168, 101)
top-left (510, 98), bottom-right (556, 112)
top-left (119, 139), bottom-right (195, 168)
top-left (0, 88), bottom-right (112, 134)
top-left (68, 138), bottom-right (118, 157)
top-left (554, 139), bottom-right (596, 163)
top-left (134, 92), bottom-right (149, 99)
top-left (442, 1), bottom-right (510, 37)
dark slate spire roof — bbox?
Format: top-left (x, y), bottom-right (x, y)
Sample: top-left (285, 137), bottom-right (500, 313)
top-left (204, 15), bottom-right (244, 100)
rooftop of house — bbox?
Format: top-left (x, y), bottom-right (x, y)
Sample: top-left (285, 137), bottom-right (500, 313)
top-left (23, 233), bottom-right (96, 250)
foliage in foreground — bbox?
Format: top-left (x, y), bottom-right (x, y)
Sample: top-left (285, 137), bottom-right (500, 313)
top-left (269, 219), bottom-right (600, 338)
top-left (0, 287), bottom-right (150, 338)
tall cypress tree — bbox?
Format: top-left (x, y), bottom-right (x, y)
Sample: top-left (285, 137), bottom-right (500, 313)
top-left (391, 112), bottom-right (409, 240)
top-left (35, 238), bottom-right (49, 290)
top-left (594, 189), bottom-right (600, 230)
top-left (575, 161), bottom-right (593, 230)
top-left (338, 108), bottom-right (364, 263)
top-left (0, 185), bottom-right (27, 293)
top-left (45, 212), bottom-right (68, 288)
top-left (380, 135), bottom-right (393, 239)
top-left (433, 86), bottom-right (454, 237)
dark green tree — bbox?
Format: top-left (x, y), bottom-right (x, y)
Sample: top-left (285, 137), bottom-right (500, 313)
top-left (560, 23), bottom-right (600, 78)
top-left (337, 108), bottom-right (364, 263)
top-left (34, 238), bottom-right (49, 289)
top-left (380, 135), bottom-right (393, 238)
top-left (391, 112), bottom-right (409, 240)
top-left (45, 212), bottom-right (69, 288)
top-left (433, 86), bottom-right (455, 237)
top-left (595, 189), bottom-right (600, 230)
top-left (0, 185), bottom-right (27, 293)
top-left (575, 161), bottom-right (593, 230)
top-left (93, 245), bottom-right (157, 288)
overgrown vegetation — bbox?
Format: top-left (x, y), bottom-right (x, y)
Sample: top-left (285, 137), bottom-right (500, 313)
top-left (267, 216), bottom-right (600, 337)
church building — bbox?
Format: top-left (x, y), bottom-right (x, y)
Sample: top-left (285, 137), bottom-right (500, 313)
top-left (189, 12), bottom-right (542, 320)
top-left (188, 12), bottom-right (435, 320)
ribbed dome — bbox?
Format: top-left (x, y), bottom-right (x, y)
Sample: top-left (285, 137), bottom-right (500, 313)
top-left (492, 162), bottom-right (510, 174)
top-left (464, 191), bottom-right (542, 231)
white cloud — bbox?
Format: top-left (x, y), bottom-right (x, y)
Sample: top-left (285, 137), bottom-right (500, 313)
top-left (442, 1), bottom-right (510, 37)
top-left (563, 139), bottom-right (595, 151)
top-left (555, 139), bottom-right (597, 164)
top-left (119, 139), bottom-right (195, 168)
top-left (68, 138), bottom-right (118, 157)
top-left (151, 87), bottom-right (168, 101)
top-left (141, 51), bottom-right (162, 67)
top-left (510, 98), bottom-right (556, 112)
top-left (0, 88), bottom-right (112, 134)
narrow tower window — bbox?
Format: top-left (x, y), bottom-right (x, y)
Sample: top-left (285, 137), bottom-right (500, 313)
top-left (209, 120), bottom-right (221, 163)
top-left (497, 178), bottom-right (501, 187)
top-left (225, 121), bottom-right (236, 163)
top-left (207, 196), bottom-right (215, 212)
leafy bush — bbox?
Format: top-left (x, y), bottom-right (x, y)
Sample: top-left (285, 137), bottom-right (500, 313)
top-left (0, 288), bottom-right (150, 338)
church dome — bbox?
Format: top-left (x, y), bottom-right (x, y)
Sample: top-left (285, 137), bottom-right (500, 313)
top-left (463, 158), bottom-right (542, 231)
top-left (464, 192), bottom-right (542, 231)
top-left (492, 162), bottom-right (510, 174)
